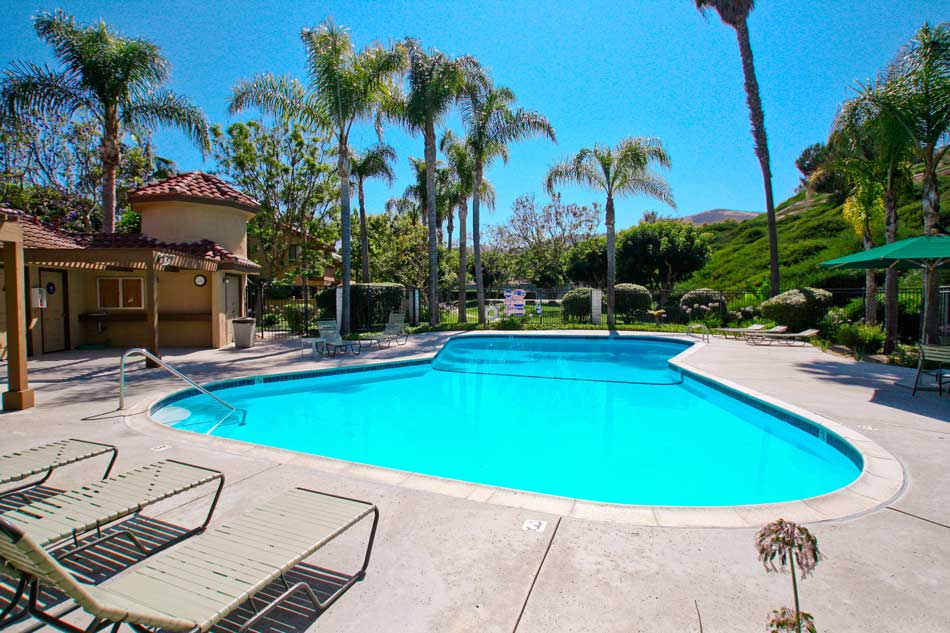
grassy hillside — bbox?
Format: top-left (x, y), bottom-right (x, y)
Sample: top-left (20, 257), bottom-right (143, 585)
top-left (681, 175), bottom-right (950, 291)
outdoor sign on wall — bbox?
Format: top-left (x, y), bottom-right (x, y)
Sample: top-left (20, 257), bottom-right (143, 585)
top-left (504, 288), bottom-right (526, 316)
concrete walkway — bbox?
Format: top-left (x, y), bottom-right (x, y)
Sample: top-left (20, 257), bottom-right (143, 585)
top-left (1, 333), bottom-right (947, 632)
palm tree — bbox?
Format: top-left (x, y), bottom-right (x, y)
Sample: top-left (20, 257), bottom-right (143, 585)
top-left (695, 0), bottom-right (780, 296)
top-left (545, 138), bottom-right (675, 327)
top-left (459, 74), bottom-right (556, 323)
top-left (1, 10), bottom-right (209, 233)
top-left (830, 89), bottom-right (912, 351)
top-left (441, 130), bottom-right (496, 322)
top-left (380, 40), bottom-right (468, 326)
top-left (350, 143), bottom-right (396, 282)
top-left (872, 22), bottom-right (950, 343)
top-left (386, 195), bottom-right (419, 225)
top-left (229, 19), bottom-right (402, 334)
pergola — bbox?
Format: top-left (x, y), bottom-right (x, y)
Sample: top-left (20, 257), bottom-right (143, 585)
top-left (0, 214), bottom-right (33, 410)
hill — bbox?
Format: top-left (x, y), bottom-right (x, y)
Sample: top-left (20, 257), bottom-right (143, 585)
top-left (681, 177), bottom-right (950, 291)
top-left (681, 209), bottom-right (759, 225)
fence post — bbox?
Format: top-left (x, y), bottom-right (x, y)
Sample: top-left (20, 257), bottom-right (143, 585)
top-left (591, 289), bottom-right (603, 325)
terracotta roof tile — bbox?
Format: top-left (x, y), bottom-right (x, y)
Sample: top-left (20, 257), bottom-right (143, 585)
top-left (129, 171), bottom-right (259, 211)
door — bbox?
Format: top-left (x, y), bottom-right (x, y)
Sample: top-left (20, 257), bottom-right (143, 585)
top-left (224, 274), bottom-right (242, 342)
top-left (39, 269), bottom-right (67, 353)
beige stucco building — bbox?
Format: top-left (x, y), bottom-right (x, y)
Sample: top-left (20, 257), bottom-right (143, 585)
top-left (0, 172), bottom-right (260, 358)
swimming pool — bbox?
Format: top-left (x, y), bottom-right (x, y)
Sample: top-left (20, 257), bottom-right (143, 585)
top-left (152, 335), bottom-right (862, 506)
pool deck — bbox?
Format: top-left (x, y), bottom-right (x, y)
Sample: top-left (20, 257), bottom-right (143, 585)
top-left (2, 331), bottom-right (948, 632)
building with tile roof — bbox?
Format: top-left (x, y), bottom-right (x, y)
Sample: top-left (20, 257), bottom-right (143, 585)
top-left (0, 172), bottom-right (262, 357)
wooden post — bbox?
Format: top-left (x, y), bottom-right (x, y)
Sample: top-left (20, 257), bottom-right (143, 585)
top-left (145, 257), bottom-right (160, 367)
top-left (2, 238), bottom-right (34, 410)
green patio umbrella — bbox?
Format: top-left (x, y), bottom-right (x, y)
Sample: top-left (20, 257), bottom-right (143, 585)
top-left (820, 234), bottom-right (950, 341)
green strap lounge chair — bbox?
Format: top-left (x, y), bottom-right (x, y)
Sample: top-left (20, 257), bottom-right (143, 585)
top-left (0, 487), bottom-right (378, 633)
top-left (0, 439), bottom-right (118, 501)
top-left (316, 320), bottom-right (362, 356)
top-left (0, 460), bottom-right (223, 624)
top-left (913, 344), bottom-right (950, 396)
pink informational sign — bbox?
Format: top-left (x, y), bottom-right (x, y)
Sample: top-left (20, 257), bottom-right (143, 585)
top-left (504, 288), bottom-right (527, 316)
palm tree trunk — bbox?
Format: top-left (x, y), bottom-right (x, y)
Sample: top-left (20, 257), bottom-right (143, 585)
top-left (921, 157), bottom-right (941, 343)
top-left (338, 138), bottom-right (353, 335)
top-left (358, 181), bottom-right (370, 283)
top-left (425, 121), bottom-right (440, 327)
top-left (735, 20), bottom-right (780, 297)
top-left (100, 111), bottom-right (120, 234)
top-left (473, 160), bottom-right (486, 324)
top-left (447, 208), bottom-right (454, 252)
top-left (605, 194), bottom-right (616, 328)
top-left (457, 200), bottom-right (468, 323)
top-left (884, 184), bottom-right (899, 354)
top-left (864, 228), bottom-right (877, 325)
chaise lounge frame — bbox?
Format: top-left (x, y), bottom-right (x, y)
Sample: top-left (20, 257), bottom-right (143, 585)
top-left (0, 439), bottom-right (118, 501)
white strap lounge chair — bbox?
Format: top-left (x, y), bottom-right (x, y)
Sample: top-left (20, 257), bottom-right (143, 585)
top-left (0, 487), bottom-right (379, 633)
top-left (366, 311), bottom-right (409, 348)
top-left (316, 320), bottom-right (361, 356)
top-left (715, 324), bottom-right (766, 339)
top-left (745, 328), bottom-right (819, 345)
top-left (0, 439), bottom-right (118, 501)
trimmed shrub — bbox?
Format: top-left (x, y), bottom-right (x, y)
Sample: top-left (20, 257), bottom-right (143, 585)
top-left (679, 288), bottom-right (721, 310)
top-left (562, 287), bottom-right (594, 322)
top-left (316, 287), bottom-right (336, 317)
top-left (836, 323), bottom-right (885, 359)
top-left (759, 287), bottom-right (833, 331)
top-left (614, 283), bottom-right (652, 322)
top-left (350, 283), bottom-right (405, 331)
top-left (282, 304), bottom-right (311, 335)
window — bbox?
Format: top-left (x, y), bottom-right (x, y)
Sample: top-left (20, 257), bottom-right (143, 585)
top-left (288, 245), bottom-right (300, 263)
top-left (97, 277), bottom-right (143, 309)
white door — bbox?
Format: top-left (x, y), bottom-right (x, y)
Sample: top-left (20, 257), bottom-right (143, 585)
top-left (40, 270), bottom-right (67, 353)
top-left (224, 274), bottom-right (241, 342)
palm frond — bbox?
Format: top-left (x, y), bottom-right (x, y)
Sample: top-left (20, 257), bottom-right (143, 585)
top-left (544, 155), bottom-right (603, 196)
top-left (123, 89), bottom-right (210, 153)
top-left (229, 73), bottom-right (316, 125)
top-left (1, 61), bottom-right (93, 120)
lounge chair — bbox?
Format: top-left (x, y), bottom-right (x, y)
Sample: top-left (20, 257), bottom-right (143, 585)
top-left (316, 320), bottom-right (362, 356)
top-left (715, 324), bottom-right (766, 339)
top-left (912, 344), bottom-right (950, 396)
top-left (0, 487), bottom-right (379, 633)
top-left (0, 460), bottom-right (223, 623)
top-left (737, 325), bottom-right (787, 340)
top-left (745, 328), bottom-right (819, 345)
top-left (0, 439), bottom-right (118, 501)
top-left (368, 311), bottom-right (409, 348)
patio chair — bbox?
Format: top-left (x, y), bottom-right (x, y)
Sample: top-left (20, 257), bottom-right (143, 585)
top-left (316, 320), bottom-right (362, 356)
top-left (912, 344), bottom-right (950, 396)
top-left (715, 323), bottom-right (765, 339)
top-left (745, 328), bottom-right (819, 346)
top-left (0, 487), bottom-right (379, 633)
top-left (368, 311), bottom-right (410, 348)
top-left (0, 439), bottom-right (118, 501)
top-left (0, 460), bottom-right (223, 623)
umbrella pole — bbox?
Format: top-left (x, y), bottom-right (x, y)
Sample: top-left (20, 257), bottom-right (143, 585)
top-left (920, 263), bottom-right (933, 344)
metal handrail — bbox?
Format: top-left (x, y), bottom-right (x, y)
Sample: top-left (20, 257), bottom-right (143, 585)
top-left (118, 348), bottom-right (246, 433)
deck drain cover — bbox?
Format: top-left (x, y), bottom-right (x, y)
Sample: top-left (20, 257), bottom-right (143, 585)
top-left (522, 519), bottom-right (547, 533)
top-left (151, 444), bottom-right (170, 452)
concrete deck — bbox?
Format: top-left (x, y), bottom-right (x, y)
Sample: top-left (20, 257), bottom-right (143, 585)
top-left (1, 332), bottom-right (948, 632)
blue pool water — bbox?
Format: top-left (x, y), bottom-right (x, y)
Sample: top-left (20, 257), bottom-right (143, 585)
top-left (154, 335), bottom-right (861, 506)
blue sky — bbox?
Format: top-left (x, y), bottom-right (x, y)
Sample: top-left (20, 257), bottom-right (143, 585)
top-left (1, 1), bottom-right (945, 232)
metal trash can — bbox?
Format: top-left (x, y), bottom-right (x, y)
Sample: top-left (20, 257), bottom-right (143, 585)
top-left (232, 317), bottom-right (256, 349)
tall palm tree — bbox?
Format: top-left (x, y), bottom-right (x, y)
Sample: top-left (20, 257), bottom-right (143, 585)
top-left (695, 0), bottom-right (780, 296)
top-left (403, 156), bottom-right (454, 246)
top-left (380, 40), bottom-right (468, 326)
top-left (1, 10), bottom-right (209, 233)
top-left (831, 89), bottom-right (912, 351)
top-left (385, 195), bottom-right (419, 225)
top-left (350, 143), bottom-right (396, 282)
top-left (229, 19), bottom-right (402, 334)
top-left (872, 22), bottom-right (950, 343)
top-left (459, 74), bottom-right (556, 323)
top-left (545, 138), bottom-right (675, 327)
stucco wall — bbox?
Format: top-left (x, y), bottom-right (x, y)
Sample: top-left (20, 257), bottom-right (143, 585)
top-left (138, 200), bottom-right (252, 258)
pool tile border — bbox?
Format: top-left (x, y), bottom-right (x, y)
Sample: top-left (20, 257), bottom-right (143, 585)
top-left (137, 331), bottom-right (905, 528)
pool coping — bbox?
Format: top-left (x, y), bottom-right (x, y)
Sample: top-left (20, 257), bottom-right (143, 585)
top-left (129, 331), bottom-right (905, 528)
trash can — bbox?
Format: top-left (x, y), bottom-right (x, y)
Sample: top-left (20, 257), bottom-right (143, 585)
top-left (232, 317), bottom-right (256, 349)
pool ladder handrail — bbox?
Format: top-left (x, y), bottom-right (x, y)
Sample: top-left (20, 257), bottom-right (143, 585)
top-left (118, 348), bottom-right (247, 433)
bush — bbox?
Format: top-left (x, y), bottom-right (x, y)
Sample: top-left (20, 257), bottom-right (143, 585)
top-left (679, 288), bottom-right (724, 324)
top-left (350, 283), bottom-right (405, 331)
top-left (614, 283), bottom-right (652, 322)
top-left (494, 316), bottom-right (524, 330)
top-left (562, 287), bottom-right (594, 322)
top-left (759, 287), bottom-right (833, 331)
top-left (818, 306), bottom-right (849, 339)
top-left (282, 304), bottom-right (311, 335)
top-left (836, 323), bottom-right (885, 359)
top-left (260, 311), bottom-right (281, 328)
top-left (316, 287), bottom-right (336, 316)
top-left (679, 288), bottom-right (721, 310)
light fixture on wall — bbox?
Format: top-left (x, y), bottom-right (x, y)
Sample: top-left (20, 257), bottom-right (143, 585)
top-left (193, 274), bottom-right (207, 287)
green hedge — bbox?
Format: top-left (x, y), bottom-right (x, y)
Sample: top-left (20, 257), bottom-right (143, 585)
top-left (614, 283), bottom-right (652, 321)
top-left (679, 288), bottom-right (722, 310)
top-left (759, 287), bottom-right (833, 331)
top-left (562, 287), bottom-right (594, 322)
top-left (350, 283), bottom-right (405, 331)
